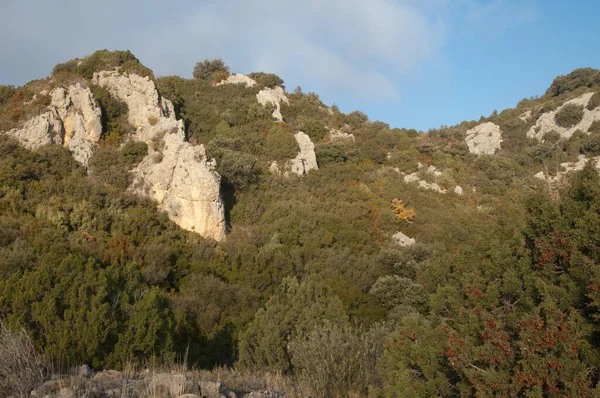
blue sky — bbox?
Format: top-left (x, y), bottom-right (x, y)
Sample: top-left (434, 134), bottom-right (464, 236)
top-left (1, 0), bottom-right (599, 131)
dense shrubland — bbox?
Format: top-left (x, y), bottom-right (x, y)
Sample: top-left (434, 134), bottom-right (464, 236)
top-left (2, 52), bottom-right (600, 396)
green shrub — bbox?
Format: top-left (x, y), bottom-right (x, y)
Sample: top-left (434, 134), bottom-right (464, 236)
top-left (555, 103), bottom-right (585, 128)
top-left (238, 276), bottom-right (348, 372)
top-left (193, 59), bottom-right (229, 80)
top-left (52, 49), bottom-right (154, 80)
top-left (265, 125), bottom-right (298, 163)
top-left (0, 85), bottom-right (16, 106)
top-left (120, 141), bottom-right (148, 165)
top-left (587, 91), bottom-right (600, 110)
top-left (543, 130), bottom-right (561, 143)
top-left (546, 68), bottom-right (600, 97)
top-left (248, 72), bottom-right (285, 89)
top-left (89, 85), bottom-right (131, 146)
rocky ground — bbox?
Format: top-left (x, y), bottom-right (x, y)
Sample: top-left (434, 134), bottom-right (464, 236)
top-left (28, 366), bottom-right (295, 398)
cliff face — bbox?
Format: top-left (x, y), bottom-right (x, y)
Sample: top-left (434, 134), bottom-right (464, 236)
top-left (93, 70), bottom-right (226, 241)
top-left (7, 83), bottom-right (103, 167)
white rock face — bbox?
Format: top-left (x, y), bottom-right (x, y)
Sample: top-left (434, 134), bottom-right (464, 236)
top-left (93, 70), bottom-right (176, 142)
top-left (6, 83), bottom-right (103, 166)
top-left (527, 93), bottom-right (600, 141)
top-left (465, 122), bottom-right (503, 155)
top-left (287, 131), bottom-right (318, 176)
top-left (95, 70), bottom-right (226, 241)
top-left (454, 185), bottom-right (464, 196)
top-left (534, 155), bottom-right (600, 184)
top-left (328, 127), bottom-right (355, 142)
top-left (257, 87), bottom-right (289, 122)
top-left (403, 164), bottom-right (446, 194)
top-left (392, 231), bottom-right (415, 247)
top-left (216, 74), bottom-right (257, 88)
top-left (519, 110), bottom-right (532, 122)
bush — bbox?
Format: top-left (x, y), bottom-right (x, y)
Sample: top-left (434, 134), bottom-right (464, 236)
top-left (89, 85), bottom-right (131, 146)
top-left (121, 141), bottom-right (148, 165)
top-left (265, 125), bottom-right (298, 163)
top-left (555, 103), bottom-right (585, 128)
top-left (587, 91), bottom-right (600, 110)
top-left (288, 322), bottom-right (389, 398)
top-left (546, 68), bottom-right (600, 97)
top-left (248, 72), bottom-right (285, 89)
top-left (237, 276), bottom-right (348, 373)
top-left (52, 49), bottom-right (154, 80)
top-left (0, 85), bottom-right (16, 106)
top-left (0, 320), bottom-right (48, 398)
top-left (193, 59), bottom-right (230, 80)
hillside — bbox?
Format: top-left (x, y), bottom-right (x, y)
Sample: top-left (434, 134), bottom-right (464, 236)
top-left (1, 50), bottom-right (600, 397)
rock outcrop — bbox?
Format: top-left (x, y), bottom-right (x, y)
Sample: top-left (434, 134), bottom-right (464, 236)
top-left (6, 83), bottom-right (103, 166)
top-left (94, 70), bottom-right (226, 241)
top-left (392, 231), bottom-right (416, 247)
top-left (534, 155), bottom-right (600, 184)
top-left (527, 92), bottom-right (600, 141)
top-left (287, 131), bottom-right (318, 176)
top-left (327, 127), bottom-right (355, 142)
top-left (519, 110), bottom-right (532, 122)
top-left (256, 87), bottom-right (289, 122)
top-left (217, 74), bottom-right (257, 88)
top-left (465, 122), bottom-right (503, 155)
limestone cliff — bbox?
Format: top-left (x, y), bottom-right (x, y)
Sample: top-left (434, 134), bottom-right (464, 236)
top-left (93, 70), bottom-right (226, 241)
top-left (6, 83), bottom-right (102, 166)
top-left (217, 74), bottom-right (257, 88)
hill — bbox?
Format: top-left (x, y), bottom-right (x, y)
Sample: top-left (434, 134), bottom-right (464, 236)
top-left (1, 50), bottom-right (600, 397)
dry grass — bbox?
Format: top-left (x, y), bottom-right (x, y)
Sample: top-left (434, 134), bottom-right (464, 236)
top-left (0, 320), bottom-right (48, 398)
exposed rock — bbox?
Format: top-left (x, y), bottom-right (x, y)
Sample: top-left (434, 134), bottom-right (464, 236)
top-left (93, 70), bottom-right (176, 142)
top-left (58, 387), bottom-right (75, 398)
top-left (454, 185), bottom-right (464, 196)
top-left (392, 231), bottom-right (416, 247)
top-left (465, 122), bottom-right (503, 155)
top-left (132, 132), bottom-right (226, 241)
top-left (269, 161), bottom-right (281, 175)
top-left (327, 127), bottom-right (355, 142)
top-left (6, 108), bottom-right (63, 149)
top-left (403, 165), bottom-right (447, 194)
top-left (527, 92), bottom-right (600, 141)
top-left (216, 74), bottom-right (257, 88)
top-left (95, 70), bottom-right (226, 241)
top-left (287, 131), bottom-right (318, 176)
top-left (198, 380), bottom-right (222, 398)
top-left (534, 155), bottom-right (600, 184)
top-left (256, 87), bottom-right (289, 122)
top-left (519, 110), bottom-right (532, 122)
top-left (6, 83), bottom-right (103, 167)
top-left (79, 364), bottom-right (92, 378)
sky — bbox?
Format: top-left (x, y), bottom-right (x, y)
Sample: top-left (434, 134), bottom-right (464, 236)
top-left (1, 0), bottom-right (600, 131)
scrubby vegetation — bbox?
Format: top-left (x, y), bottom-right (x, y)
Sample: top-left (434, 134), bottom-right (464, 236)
top-left (3, 52), bottom-right (600, 396)
top-left (555, 103), bottom-right (585, 128)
